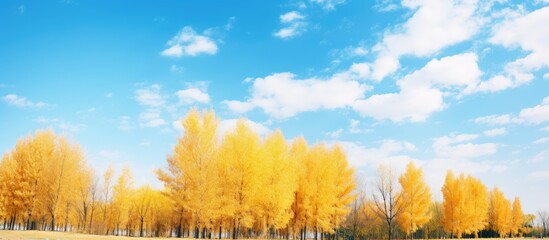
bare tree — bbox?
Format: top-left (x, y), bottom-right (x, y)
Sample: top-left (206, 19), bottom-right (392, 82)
top-left (538, 211), bottom-right (549, 238)
top-left (372, 165), bottom-right (406, 240)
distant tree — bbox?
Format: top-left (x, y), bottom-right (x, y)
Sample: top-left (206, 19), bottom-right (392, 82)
top-left (538, 211), bottom-right (549, 238)
top-left (510, 197), bottom-right (524, 237)
top-left (397, 162), bottom-right (432, 240)
top-left (489, 187), bottom-right (512, 237)
top-left (372, 165), bottom-right (404, 240)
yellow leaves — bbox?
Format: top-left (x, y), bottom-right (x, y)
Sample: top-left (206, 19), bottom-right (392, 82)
top-left (155, 109), bottom-right (357, 237)
top-left (511, 197), bottom-right (524, 236)
top-left (442, 171), bottom-right (489, 238)
top-left (397, 161), bottom-right (432, 235)
top-left (489, 187), bottom-right (512, 237)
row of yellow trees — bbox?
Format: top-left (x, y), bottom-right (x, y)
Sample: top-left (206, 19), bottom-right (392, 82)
top-left (156, 109), bottom-right (356, 239)
top-left (342, 163), bottom-right (528, 240)
top-left (0, 108), bottom-right (532, 239)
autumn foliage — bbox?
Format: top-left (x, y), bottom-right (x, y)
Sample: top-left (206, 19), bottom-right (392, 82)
top-left (0, 109), bottom-right (533, 239)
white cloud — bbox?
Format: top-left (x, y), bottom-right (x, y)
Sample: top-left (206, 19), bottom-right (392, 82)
top-left (354, 53), bottom-right (485, 122)
top-left (531, 150), bottom-right (549, 163)
top-left (223, 100), bottom-right (255, 114)
top-left (218, 119), bottom-right (269, 137)
top-left (353, 86), bottom-right (444, 122)
top-left (473, 114), bottom-right (522, 125)
top-left (3, 94), bottom-right (47, 108)
top-left (139, 110), bottom-right (166, 128)
top-left (349, 119), bottom-right (361, 134)
top-left (490, 6), bottom-right (549, 86)
top-left (118, 116), bottom-right (133, 131)
top-left (172, 118), bottom-right (185, 131)
top-left (432, 134), bottom-right (498, 159)
top-left (59, 122), bottom-right (83, 132)
top-left (274, 12), bottom-right (306, 39)
top-left (135, 84), bottom-right (165, 107)
top-left (326, 128), bottom-right (344, 138)
top-left (35, 117), bottom-right (83, 132)
top-left (161, 26), bottom-right (218, 57)
top-left (339, 140), bottom-right (418, 168)
top-left (484, 128), bottom-right (506, 136)
top-left (170, 64), bottom-right (183, 73)
top-left (176, 88), bottom-right (210, 104)
top-left (519, 96), bottom-right (549, 124)
top-left (227, 72), bottom-right (368, 118)
top-left (544, 73), bottom-right (549, 79)
top-left (533, 137), bottom-right (549, 145)
top-left (105, 92), bottom-right (113, 98)
top-left (280, 11), bottom-right (305, 23)
top-left (541, 126), bottom-right (549, 131)
top-left (371, 0), bottom-right (482, 81)
top-left (310, 0), bottom-right (346, 10)
top-left (527, 170), bottom-right (549, 181)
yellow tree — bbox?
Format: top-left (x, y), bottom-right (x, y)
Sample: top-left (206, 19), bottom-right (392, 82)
top-left (442, 171), bottom-right (464, 238)
top-left (489, 187), bottom-right (512, 237)
top-left (11, 130), bottom-right (56, 230)
top-left (156, 109), bottom-right (219, 238)
top-left (0, 153), bottom-right (19, 230)
top-left (218, 119), bottom-right (263, 238)
top-left (328, 144), bottom-right (356, 237)
top-left (442, 171), bottom-right (489, 238)
top-left (258, 129), bottom-right (297, 235)
top-left (464, 175), bottom-right (489, 237)
top-left (133, 185), bottom-right (154, 237)
top-left (288, 136), bottom-right (309, 239)
top-left (397, 161), bottom-right (432, 240)
top-left (112, 165), bottom-right (133, 235)
top-left (40, 136), bottom-right (86, 231)
top-left (511, 197), bottom-right (524, 237)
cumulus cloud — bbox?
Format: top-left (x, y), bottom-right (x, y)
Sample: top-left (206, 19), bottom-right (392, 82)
top-left (490, 6), bottom-right (549, 86)
top-left (370, 0), bottom-right (482, 81)
top-left (310, 0), bottom-right (346, 10)
top-left (218, 119), bottom-right (269, 137)
top-left (473, 114), bottom-right (523, 125)
top-left (326, 128), bottom-right (344, 138)
top-left (3, 94), bottom-right (47, 108)
top-left (161, 26), bottom-right (218, 57)
top-left (432, 134), bottom-right (497, 159)
top-left (135, 84), bottom-right (165, 107)
top-left (484, 128), bottom-right (506, 137)
top-left (176, 88), bottom-right (210, 104)
top-left (519, 96), bottom-right (549, 124)
top-left (225, 71), bottom-right (369, 118)
top-left (274, 11), bottom-right (306, 39)
top-left (139, 110), bottom-right (166, 128)
top-left (338, 140), bottom-right (418, 170)
top-left (354, 53), bottom-right (480, 122)
top-left (533, 137), bottom-right (549, 145)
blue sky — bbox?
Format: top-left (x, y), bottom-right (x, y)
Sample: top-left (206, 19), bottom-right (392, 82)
top-left (1, 0), bottom-right (549, 213)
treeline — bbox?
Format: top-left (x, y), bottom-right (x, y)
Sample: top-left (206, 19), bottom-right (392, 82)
top-left (340, 164), bottom-right (544, 240)
top-left (0, 108), bottom-right (546, 239)
top-left (0, 109), bottom-right (357, 239)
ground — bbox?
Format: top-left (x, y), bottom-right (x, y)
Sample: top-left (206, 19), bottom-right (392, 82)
top-left (0, 230), bottom-right (177, 240)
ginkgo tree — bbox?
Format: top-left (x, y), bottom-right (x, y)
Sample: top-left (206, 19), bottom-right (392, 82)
top-left (397, 161), bottom-right (432, 240)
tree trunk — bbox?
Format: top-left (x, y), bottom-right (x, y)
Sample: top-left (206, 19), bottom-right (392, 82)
top-left (140, 216), bottom-right (145, 237)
